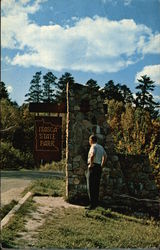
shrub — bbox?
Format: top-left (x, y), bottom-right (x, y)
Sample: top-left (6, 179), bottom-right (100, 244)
top-left (0, 142), bottom-right (34, 170)
top-left (40, 159), bottom-right (66, 173)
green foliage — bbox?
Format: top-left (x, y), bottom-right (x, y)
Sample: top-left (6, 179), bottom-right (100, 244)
top-left (27, 178), bottom-right (65, 197)
top-left (0, 142), bottom-right (34, 170)
top-left (55, 72), bottom-right (75, 102)
top-left (1, 98), bottom-right (21, 141)
top-left (25, 71), bottom-right (43, 103)
top-left (85, 78), bottom-right (100, 91)
top-left (42, 72), bottom-right (57, 103)
top-left (117, 83), bottom-right (134, 104)
top-left (1, 200), bottom-right (18, 220)
top-left (40, 159), bottom-right (66, 173)
top-left (107, 99), bottom-right (124, 134)
top-left (106, 99), bottom-right (160, 190)
top-left (0, 81), bottom-right (10, 100)
top-left (1, 100), bottom-right (35, 169)
top-left (135, 75), bottom-right (159, 119)
top-left (102, 80), bottom-right (122, 101)
top-left (120, 107), bottom-right (152, 154)
top-left (17, 104), bottom-right (34, 152)
top-left (107, 99), bottom-right (159, 155)
top-left (0, 142), bottom-right (23, 170)
top-left (102, 80), bottom-right (133, 104)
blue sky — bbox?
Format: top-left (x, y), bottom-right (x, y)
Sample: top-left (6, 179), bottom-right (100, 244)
top-left (1, 0), bottom-right (160, 105)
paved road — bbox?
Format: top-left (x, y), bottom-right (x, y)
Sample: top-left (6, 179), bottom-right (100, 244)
top-left (1, 170), bottom-right (64, 206)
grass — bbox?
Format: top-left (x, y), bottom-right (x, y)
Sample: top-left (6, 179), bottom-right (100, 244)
top-left (40, 159), bottom-right (66, 173)
top-left (23, 177), bottom-right (66, 197)
top-left (1, 200), bottom-right (18, 220)
top-left (36, 207), bottom-right (160, 249)
top-left (1, 198), bottom-right (36, 248)
top-left (2, 178), bottom-right (160, 249)
top-left (1, 177), bottom-right (65, 248)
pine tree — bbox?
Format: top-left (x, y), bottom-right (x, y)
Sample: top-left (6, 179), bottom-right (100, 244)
top-left (117, 84), bottom-right (133, 104)
top-left (25, 71), bottom-right (42, 103)
top-left (42, 72), bottom-right (57, 103)
top-left (135, 75), bottom-right (159, 118)
top-left (85, 79), bottom-right (100, 91)
top-left (102, 80), bottom-right (123, 102)
top-left (55, 72), bottom-right (75, 102)
top-left (0, 81), bottom-right (10, 100)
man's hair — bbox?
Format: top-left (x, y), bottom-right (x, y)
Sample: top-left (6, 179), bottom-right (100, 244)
top-left (89, 135), bottom-right (97, 142)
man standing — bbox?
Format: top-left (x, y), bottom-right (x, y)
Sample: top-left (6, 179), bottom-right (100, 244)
top-left (86, 135), bottom-right (107, 209)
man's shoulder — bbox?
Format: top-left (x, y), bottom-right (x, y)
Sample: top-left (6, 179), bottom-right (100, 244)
top-left (96, 143), bottom-right (103, 149)
top-left (97, 144), bottom-right (107, 153)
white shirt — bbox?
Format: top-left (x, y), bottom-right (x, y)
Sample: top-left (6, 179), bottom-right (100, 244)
top-left (88, 143), bottom-right (106, 165)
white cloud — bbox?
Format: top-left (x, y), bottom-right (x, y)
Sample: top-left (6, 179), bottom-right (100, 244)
top-left (4, 56), bottom-right (12, 64)
top-left (1, 0), bottom-right (46, 49)
top-left (72, 16), bottom-right (79, 21)
top-left (2, 0), bottom-right (160, 73)
top-left (135, 65), bottom-right (160, 85)
top-left (142, 34), bottom-right (160, 55)
top-left (7, 85), bottom-right (13, 93)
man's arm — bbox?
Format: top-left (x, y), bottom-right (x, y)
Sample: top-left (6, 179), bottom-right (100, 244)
top-left (89, 153), bottom-right (95, 168)
top-left (88, 145), bottom-right (96, 168)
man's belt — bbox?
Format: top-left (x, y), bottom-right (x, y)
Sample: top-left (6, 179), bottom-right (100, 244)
top-left (93, 163), bottom-right (101, 167)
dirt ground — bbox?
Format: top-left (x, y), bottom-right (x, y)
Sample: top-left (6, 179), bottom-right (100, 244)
top-left (17, 196), bottom-right (82, 246)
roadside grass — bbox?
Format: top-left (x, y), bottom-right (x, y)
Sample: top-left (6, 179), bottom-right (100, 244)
top-left (36, 207), bottom-right (160, 249)
top-left (1, 198), bottom-right (37, 248)
top-left (23, 177), bottom-right (66, 197)
top-left (1, 200), bottom-right (18, 220)
top-left (40, 159), bottom-right (66, 173)
top-left (1, 178), bottom-right (65, 248)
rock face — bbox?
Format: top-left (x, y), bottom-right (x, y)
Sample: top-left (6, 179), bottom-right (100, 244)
top-left (66, 83), bottom-right (159, 216)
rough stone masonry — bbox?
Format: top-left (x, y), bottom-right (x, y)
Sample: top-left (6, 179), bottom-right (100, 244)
top-left (66, 83), bottom-right (159, 216)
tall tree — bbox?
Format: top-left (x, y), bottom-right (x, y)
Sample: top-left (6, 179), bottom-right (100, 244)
top-left (85, 79), bottom-right (100, 91)
top-left (117, 84), bottom-right (133, 104)
top-left (55, 72), bottom-right (75, 102)
top-left (0, 81), bottom-right (10, 100)
top-left (25, 71), bottom-right (42, 103)
top-left (102, 80), bottom-right (123, 102)
top-left (135, 75), bottom-right (159, 118)
top-left (42, 72), bottom-right (57, 103)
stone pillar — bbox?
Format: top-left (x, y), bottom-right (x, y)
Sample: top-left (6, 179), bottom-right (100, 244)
top-left (65, 82), bottom-right (117, 203)
top-left (66, 83), bottom-right (88, 203)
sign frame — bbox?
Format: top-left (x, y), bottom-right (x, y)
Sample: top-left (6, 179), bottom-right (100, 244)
top-left (34, 116), bottom-right (62, 162)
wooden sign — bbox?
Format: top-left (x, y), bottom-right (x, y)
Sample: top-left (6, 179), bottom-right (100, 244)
top-left (29, 102), bottom-right (66, 113)
top-left (34, 116), bottom-right (62, 162)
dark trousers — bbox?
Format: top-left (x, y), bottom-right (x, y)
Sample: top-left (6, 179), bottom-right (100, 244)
top-left (87, 164), bottom-right (102, 207)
